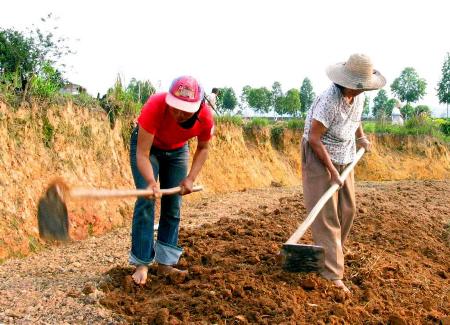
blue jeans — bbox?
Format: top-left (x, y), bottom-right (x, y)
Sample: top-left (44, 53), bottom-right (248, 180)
top-left (129, 127), bottom-right (188, 266)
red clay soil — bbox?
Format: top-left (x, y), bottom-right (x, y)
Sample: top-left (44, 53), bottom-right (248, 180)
top-left (100, 181), bottom-right (449, 324)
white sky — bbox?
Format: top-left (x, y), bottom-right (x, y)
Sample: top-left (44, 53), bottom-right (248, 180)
top-left (1, 0), bottom-right (449, 116)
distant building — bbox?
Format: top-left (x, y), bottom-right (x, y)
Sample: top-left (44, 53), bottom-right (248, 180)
top-left (60, 83), bottom-right (86, 95)
top-left (391, 106), bottom-right (404, 125)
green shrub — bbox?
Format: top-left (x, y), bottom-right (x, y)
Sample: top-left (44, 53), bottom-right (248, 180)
top-left (30, 62), bottom-right (65, 100)
top-left (271, 123), bottom-right (286, 147)
top-left (362, 121), bottom-right (376, 133)
top-left (438, 119), bottom-right (450, 136)
top-left (0, 72), bottom-right (22, 108)
top-left (71, 92), bottom-right (100, 109)
top-left (404, 116), bottom-right (440, 136)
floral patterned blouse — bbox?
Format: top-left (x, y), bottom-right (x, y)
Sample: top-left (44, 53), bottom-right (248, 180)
top-left (303, 84), bottom-right (364, 165)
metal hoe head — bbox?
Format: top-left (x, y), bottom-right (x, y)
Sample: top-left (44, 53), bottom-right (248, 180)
top-left (37, 179), bottom-right (70, 241)
top-left (280, 243), bottom-right (325, 273)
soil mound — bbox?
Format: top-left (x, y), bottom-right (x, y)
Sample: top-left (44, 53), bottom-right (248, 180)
top-left (100, 181), bottom-right (449, 324)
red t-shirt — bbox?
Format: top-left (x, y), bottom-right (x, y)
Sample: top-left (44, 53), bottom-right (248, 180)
top-left (137, 92), bottom-right (214, 150)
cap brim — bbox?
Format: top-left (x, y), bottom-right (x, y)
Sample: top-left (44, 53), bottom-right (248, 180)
top-left (166, 93), bottom-right (201, 113)
top-left (326, 63), bottom-right (386, 90)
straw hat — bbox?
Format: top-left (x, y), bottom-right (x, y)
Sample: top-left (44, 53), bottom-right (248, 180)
top-left (326, 54), bottom-right (386, 90)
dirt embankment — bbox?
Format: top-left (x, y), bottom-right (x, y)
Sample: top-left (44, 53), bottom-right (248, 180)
top-left (0, 101), bottom-right (449, 261)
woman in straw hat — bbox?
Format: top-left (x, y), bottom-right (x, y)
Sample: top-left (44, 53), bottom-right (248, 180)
top-left (302, 54), bottom-right (386, 293)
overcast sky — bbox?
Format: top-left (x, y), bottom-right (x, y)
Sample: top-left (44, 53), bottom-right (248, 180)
top-left (1, 0), bottom-right (449, 116)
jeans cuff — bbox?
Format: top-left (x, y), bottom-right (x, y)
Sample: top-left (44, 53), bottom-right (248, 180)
top-left (154, 240), bottom-right (183, 265)
top-left (129, 251), bottom-right (152, 266)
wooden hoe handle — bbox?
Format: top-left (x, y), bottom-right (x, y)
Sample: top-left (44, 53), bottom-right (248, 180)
top-left (69, 185), bottom-right (204, 200)
top-left (285, 148), bottom-right (365, 245)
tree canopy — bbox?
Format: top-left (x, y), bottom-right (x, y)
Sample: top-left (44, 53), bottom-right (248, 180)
top-left (372, 89), bottom-right (389, 118)
top-left (126, 78), bottom-right (155, 105)
top-left (284, 88), bottom-right (301, 117)
top-left (244, 86), bottom-right (272, 114)
top-left (390, 67), bottom-right (427, 104)
top-left (299, 78), bottom-right (315, 117)
top-left (437, 52), bottom-right (450, 117)
top-left (271, 81), bottom-right (285, 116)
top-left (0, 13), bottom-right (72, 97)
top-left (363, 95), bottom-right (370, 117)
top-left (217, 87), bottom-right (238, 114)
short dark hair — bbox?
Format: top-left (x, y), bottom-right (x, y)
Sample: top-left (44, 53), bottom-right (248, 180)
top-left (211, 88), bottom-right (219, 94)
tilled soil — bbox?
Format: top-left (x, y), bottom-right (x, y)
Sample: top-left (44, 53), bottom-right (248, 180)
top-left (0, 181), bottom-right (449, 324)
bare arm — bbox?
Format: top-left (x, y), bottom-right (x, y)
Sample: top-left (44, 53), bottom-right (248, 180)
top-left (355, 123), bottom-right (371, 152)
top-left (136, 126), bottom-right (160, 197)
top-left (180, 140), bottom-right (209, 195)
top-left (355, 123), bottom-right (365, 139)
top-left (308, 119), bottom-right (343, 186)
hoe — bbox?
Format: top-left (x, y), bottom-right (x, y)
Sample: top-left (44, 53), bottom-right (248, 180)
top-left (281, 148), bottom-right (365, 273)
top-left (37, 178), bottom-right (203, 241)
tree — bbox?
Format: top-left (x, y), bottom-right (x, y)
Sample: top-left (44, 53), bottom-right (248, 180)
top-left (414, 105), bottom-right (431, 117)
top-left (372, 89), bottom-right (389, 118)
top-left (390, 67), bottom-right (427, 105)
top-left (401, 103), bottom-right (415, 119)
top-left (271, 81), bottom-right (285, 116)
top-left (363, 95), bottom-right (370, 117)
top-left (0, 29), bottom-right (36, 89)
top-left (385, 98), bottom-right (397, 117)
top-left (0, 13), bottom-right (72, 93)
top-left (245, 87), bottom-right (272, 114)
top-left (239, 85), bottom-right (251, 111)
top-left (126, 78), bottom-right (155, 104)
top-left (299, 77), bottom-right (315, 117)
top-left (217, 87), bottom-right (238, 114)
top-left (437, 52), bottom-right (450, 118)
top-left (284, 88), bottom-right (301, 117)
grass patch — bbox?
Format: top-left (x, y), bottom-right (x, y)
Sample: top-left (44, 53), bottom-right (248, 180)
top-left (7, 116), bottom-right (29, 146)
top-left (215, 114), bottom-right (243, 126)
top-left (57, 121), bottom-right (78, 143)
top-left (286, 119), bottom-right (304, 130)
top-left (80, 124), bottom-right (93, 148)
top-left (28, 236), bottom-right (41, 253)
top-left (363, 117), bottom-right (450, 143)
top-left (41, 115), bottom-right (55, 148)
top-left (120, 117), bottom-right (135, 150)
top-left (70, 92), bottom-right (100, 109)
top-left (246, 117), bottom-right (270, 128)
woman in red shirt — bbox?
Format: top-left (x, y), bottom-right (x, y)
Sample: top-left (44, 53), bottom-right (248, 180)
top-left (129, 76), bottom-right (214, 285)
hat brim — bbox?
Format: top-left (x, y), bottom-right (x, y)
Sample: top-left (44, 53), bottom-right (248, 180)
top-left (326, 62), bottom-right (386, 90)
top-left (166, 92), bottom-right (201, 113)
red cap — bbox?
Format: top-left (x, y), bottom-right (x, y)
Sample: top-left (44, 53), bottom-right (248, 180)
top-left (165, 76), bottom-right (204, 113)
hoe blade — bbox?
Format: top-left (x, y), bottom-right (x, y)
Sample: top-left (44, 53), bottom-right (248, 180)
top-left (37, 184), bottom-right (69, 241)
top-left (281, 244), bottom-right (325, 273)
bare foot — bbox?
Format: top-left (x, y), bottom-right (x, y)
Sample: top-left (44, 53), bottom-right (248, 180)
top-left (332, 279), bottom-right (351, 293)
top-left (132, 265), bottom-right (148, 285)
top-left (157, 263), bottom-right (188, 284)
